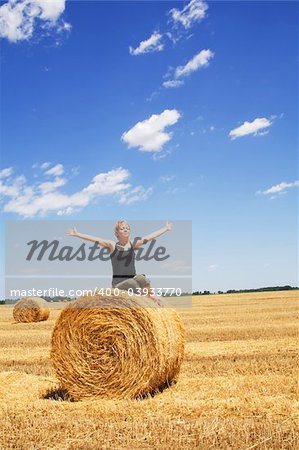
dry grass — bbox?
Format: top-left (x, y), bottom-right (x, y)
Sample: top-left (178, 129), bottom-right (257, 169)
top-left (13, 297), bottom-right (50, 323)
top-left (51, 291), bottom-right (185, 400)
top-left (0, 290), bottom-right (298, 449)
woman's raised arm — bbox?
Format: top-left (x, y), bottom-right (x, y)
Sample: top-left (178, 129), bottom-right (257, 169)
top-left (67, 226), bottom-right (115, 251)
top-left (133, 221), bottom-right (173, 249)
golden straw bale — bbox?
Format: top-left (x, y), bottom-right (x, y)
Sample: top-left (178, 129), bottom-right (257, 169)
top-left (13, 297), bottom-right (50, 323)
top-left (51, 290), bottom-right (185, 400)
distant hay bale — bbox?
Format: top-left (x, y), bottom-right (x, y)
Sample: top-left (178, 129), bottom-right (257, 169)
top-left (50, 290), bottom-right (185, 400)
top-left (13, 297), bottom-right (50, 323)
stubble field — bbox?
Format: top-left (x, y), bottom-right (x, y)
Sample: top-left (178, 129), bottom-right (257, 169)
top-left (0, 290), bottom-right (298, 449)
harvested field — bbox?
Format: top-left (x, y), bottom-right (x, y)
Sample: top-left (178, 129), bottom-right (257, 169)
top-left (0, 290), bottom-right (298, 449)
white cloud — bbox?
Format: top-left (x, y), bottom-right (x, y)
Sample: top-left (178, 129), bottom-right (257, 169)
top-left (121, 109), bottom-right (181, 152)
top-left (257, 180), bottom-right (299, 197)
top-left (162, 79), bottom-right (184, 89)
top-left (38, 176), bottom-right (66, 194)
top-left (169, 0), bottom-right (208, 29)
top-left (129, 31), bottom-right (164, 56)
top-left (0, 0), bottom-right (70, 43)
top-left (33, 0), bottom-right (65, 21)
top-left (128, 1), bottom-right (208, 59)
top-left (175, 49), bottom-right (214, 78)
top-left (229, 117), bottom-right (272, 140)
top-left (208, 264), bottom-right (219, 272)
top-left (0, 165), bottom-right (152, 217)
top-left (32, 162), bottom-right (51, 170)
top-left (0, 167), bottom-right (13, 178)
top-left (45, 163), bottom-right (64, 176)
top-left (118, 186), bottom-right (153, 205)
top-left (0, 174), bottom-right (26, 197)
top-left (57, 206), bottom-right (77, 216)
top-left (40, 161), bottom-right (51, 169)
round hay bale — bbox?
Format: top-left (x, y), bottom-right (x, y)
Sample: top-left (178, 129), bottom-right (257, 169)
top-left (50, 290), bottom-right (185, 400)
top-left (13, 297), bottom-right (50, 323)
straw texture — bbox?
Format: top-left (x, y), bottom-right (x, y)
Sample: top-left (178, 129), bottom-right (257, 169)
top-left (50, 290), bottom-right (185, 400)
top-left (13, 297), bottom-right (50, 323)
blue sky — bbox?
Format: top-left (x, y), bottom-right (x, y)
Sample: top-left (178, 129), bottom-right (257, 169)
top-left (0, 0), bottom-right (298, 293)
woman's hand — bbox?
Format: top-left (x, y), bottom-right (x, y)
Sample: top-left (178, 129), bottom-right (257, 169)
top-left (67, 226), bottom-right (78, 237)
top-left (165, 221), bottom-right (173, 232)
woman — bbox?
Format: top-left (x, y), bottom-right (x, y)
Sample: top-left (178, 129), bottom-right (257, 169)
top-left (67, 220), bottom-right (173, 295)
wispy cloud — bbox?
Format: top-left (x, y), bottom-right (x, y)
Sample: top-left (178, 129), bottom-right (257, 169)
top-left (0, 0), bottom-right (71, 43)
top-left (257, 180), bottom-right (299, 199)
top-left (229, 117), bottom-right (272, 140)
top-left (118, 186), bottom-right (153, 205)
top-left (160, 175), bottom-right (175, 183)
top-left (121, 109), bottom-right (181, 153)
top-left (129, 31), bottom-right (164, 56)
top-left (162, 48), bottom-right (214, 89)
top-left (175, 49), bottom-right (214, 78)
top-left (165, 187), bottom-right (179, 195)
top-left (208, 264), bottom-right (219, 272)
top-left (129, 1), bottom-right (208, 58)
top-left (0, 165), bottom-right (152, 217)
top-left (162, 79), bottom-right (184, 89)
top-left (32, 162), bottom-right (51, 170)
top-left (153, 149), bottom-right (172, 161)
top-left (169, 0), bottom-right (208, 29)
top-left (71, 166), bottom-right (80, 177)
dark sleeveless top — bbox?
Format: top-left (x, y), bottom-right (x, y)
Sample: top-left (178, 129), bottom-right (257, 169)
top-left (110, 241), bottom-right (136, 286)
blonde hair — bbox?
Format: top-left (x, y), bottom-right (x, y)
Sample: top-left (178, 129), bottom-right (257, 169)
top-left (114, 220), bottom-right (130, 238)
